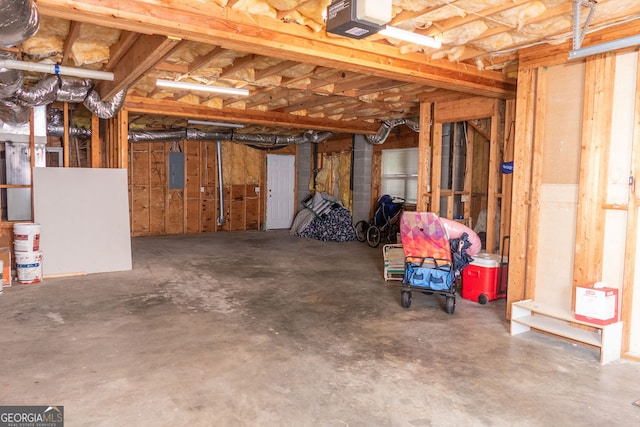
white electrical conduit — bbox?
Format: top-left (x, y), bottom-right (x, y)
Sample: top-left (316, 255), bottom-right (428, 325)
top-left (216, 141), bottom-right (225, 226)
top-left (0, 59), bottom-right (114, 81)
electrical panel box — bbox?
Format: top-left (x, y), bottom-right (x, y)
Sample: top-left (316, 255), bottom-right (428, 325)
top-left (168, 151), bottom-right (184, 189)
top-left (326, 0), bottom-right (384, 39)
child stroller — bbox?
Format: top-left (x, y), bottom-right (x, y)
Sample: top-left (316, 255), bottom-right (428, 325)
top-left (399, 211), bottom-right (474, 314)
top-left (355, 195), bottom-right (405, 248)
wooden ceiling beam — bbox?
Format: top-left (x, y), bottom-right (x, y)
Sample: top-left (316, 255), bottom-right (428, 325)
top-left (36, 0), bottom-right (515, 98)
top-left (106, 31), bottom-right (139, 70)
top-left (188, 46), bottom-right (226, 72)
top-left (61, 21), bottom-right (81, 65)
top-left (97, 35), bottom-right (183, 100)
top-left (255, 60), bottom-right (298, 81)
top-left (124, 95), bottom-right (380, 134)
top-left (220, 54), bottom-right (257, 79)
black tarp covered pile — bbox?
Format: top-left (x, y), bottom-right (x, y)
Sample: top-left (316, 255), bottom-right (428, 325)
top-left (290, 192), bottom-right (356, 242)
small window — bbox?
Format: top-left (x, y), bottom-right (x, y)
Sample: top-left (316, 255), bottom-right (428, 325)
top-left (381, 148), bottom-right (418, 204)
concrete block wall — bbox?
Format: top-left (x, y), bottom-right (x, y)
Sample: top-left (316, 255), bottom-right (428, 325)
top-left (351, 135), bottom-right (372, 224)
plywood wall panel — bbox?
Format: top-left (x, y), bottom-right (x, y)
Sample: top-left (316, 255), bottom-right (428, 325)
top-left (166, 191), bottom-right (184, 234)
top-left (131, 185), bottom-right (150, 234)
top-left (149, 185), bottom-right (166, 234)
top-left (542, 62), bottom-right (585, 184)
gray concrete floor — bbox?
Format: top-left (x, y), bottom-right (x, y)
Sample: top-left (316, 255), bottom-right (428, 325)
top-left (1, 230), bottom-right (639, 426)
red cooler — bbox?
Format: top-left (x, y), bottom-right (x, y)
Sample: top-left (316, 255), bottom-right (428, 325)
top-left (462, 253), bottom-right (507, 304)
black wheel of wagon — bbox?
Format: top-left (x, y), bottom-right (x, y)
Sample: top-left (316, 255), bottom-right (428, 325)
top-left (366, 225), bottom-right (381, 247)
top-left (446, 296), bottom-right (455, 314)
top-left (478, 294), bottom-right (489, 305)
top-left (355, 220), bottom-right (368, 242)
top-left (401, 290), bottom-right (412, 308)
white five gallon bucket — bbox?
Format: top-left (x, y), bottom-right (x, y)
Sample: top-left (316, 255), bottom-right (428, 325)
top-left (13, 223), bottom-right (41, 253)
top-left (16, 252), bottom-right (42, 284)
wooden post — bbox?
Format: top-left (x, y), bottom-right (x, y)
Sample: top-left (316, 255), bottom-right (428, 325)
top-left (63, 103), bottom-right (70, 167)
top-left (431, 121), bottom-right (443, 215)
top-left (486, 100), bottom-right (500, 253)
top-left (501, 100), bottom-right (516, 250)
top-left (91, 114), bottom-right (100, 168)
top-left (117, 109), bottom-right (129, 169)
top-left (621, 56), bottom-right (640, 356)
top-left (573, 54), bottom-right (616, 299)
top-left (506, 66), bottom-right (537, 319)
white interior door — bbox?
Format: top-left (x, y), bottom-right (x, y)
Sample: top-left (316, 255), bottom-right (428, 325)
top-left (266, 154), bottom-right (295, 229)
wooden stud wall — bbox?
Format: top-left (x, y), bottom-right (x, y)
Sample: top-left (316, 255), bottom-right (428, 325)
top-left (128, 140), bottom-right (264, 236)
top-left (621, 56), bottom-right (640, 357)
top-left (572, 54), bottom-right (616, 294)
top-left (417, 102), bottom-right (432, 212)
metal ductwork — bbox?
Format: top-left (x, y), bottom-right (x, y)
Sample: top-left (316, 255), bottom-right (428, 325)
top-left (364, 118), bottom-right (420, 144)
top-left (0, 0), bottom-right (39, 48)
top-left (128, 127), bottom-right (335, 146)
top-left (46, 119), bottom-right (419, 147)
top-left (0, 0), bottom-right (125, 125)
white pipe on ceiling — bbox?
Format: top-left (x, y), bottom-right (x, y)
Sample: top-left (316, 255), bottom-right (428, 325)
top-left (0, 59), bottom-right (115, 81)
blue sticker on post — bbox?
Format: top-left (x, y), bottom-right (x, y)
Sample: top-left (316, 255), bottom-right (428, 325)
top-left (500, 161), bottom-right (514, 174)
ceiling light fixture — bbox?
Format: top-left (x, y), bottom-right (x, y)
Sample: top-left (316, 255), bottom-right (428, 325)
top-left (568, 34), bottom-right (640, 60)
top-left (187, 120), bottom-right (245, 128)
top-left (156, 79), bottom-right (249, 96)
top-left (378, 26), bottom-right (441, 49)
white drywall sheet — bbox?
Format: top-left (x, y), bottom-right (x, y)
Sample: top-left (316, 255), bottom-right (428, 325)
top-left (33, 167), bottom-right (132, 275)
top-left (534, 184), bottom-right (578, 309)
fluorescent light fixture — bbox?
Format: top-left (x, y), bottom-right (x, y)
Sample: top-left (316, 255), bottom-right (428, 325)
top-left (569, 34), bottom-right (640, 60)
top-left (188, 120), bottom-right (245, 128)
top-left (156, 79), bottom-right (249, 96)
top-left (378, 26), bottom-right (441, 49)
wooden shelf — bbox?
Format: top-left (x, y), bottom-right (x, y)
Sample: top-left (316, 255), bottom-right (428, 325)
top-left (511, 299), bottom-right (622, 364)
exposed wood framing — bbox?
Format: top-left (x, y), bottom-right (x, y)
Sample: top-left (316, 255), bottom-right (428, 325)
top-left (501, 100), bottom-right (516, 250)
top-left (36, 0), bottom-right (515, 99)
top-left (91, 114), bottom-right (100, 168)
top-left (572, 54), bottom-right (616, 297)
top-left (506, 66), bottom-right (537, 320)
top-left (124, 96), bottom-right (379, 135)
top-left (63, 103), bottom-right (70, 167)
top-left (417, 102), bottom-right (432, 212)
top-left (430, 122), bottom-right (443, 216)
top-left (524, 67), bottom-right (548, 301)
top-left (621, 56), bottom-right (640, 356)
top-left (486, 100), bottom-right (501, 253)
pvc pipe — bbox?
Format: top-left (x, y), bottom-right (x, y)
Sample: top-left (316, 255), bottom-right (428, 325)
top-left (0, 59), bottom-right (114, 81)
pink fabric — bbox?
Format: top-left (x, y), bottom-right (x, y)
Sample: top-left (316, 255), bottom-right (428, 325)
top-left (400, 212), bottom-right (451, 261)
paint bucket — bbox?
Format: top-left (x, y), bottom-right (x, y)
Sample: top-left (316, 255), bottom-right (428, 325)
top-left (16, 252), bottom-right (42, 284)
top-left (13, 223), bottom-right (41, 253)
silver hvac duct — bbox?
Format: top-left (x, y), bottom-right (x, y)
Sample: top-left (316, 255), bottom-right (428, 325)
top-left (128, 128), bottom-right (334, 146)
top-left (0, 0), bottom-right (39, 48)
top-left (364, 118), bottom-right (420, 144)
top-left (48, 119), bottom-right (419, 145)
top-left (0, 1), bottom-right (125, 124)
top-left (0, 51), bottom-right (23, 98)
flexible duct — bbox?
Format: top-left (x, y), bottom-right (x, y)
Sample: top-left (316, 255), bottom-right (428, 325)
top-left (364, 118), bottom-right (420, 144)
top-left (128, 127), bottom-right (334, 145)
top-left (83, 87), bottom-right (127, 119)
top-left (0, 0), bottom-right (39, 48)
top-left (0, 98), bottom-right (29, 125)
top-left (0, 51), bottom-right (23, 98)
